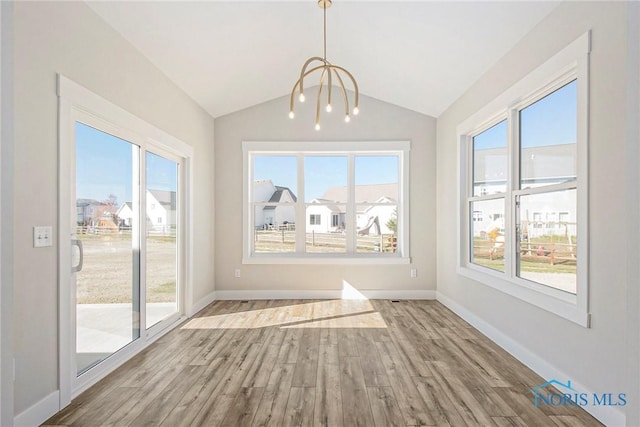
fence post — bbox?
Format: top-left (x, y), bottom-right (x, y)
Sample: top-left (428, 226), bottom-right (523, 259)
top-left (550, 241), bottom-right (555, 265)
top-left (312, 230), bottom-right (315, 246)
top-left (282, 228), bottom-right (285, 243)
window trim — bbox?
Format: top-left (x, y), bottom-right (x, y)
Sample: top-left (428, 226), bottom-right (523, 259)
top-left (243, 140), bottom-right (410, 264)
top-left (457, 32), bottom-right (590, 327)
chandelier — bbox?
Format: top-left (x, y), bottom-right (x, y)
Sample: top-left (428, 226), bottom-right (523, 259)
top-left (289, 0), bottom-right (359, 130)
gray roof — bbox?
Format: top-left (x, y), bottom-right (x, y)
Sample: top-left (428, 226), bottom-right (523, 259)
top-left (268, 186), bottom-right (297, 203)
top-left (148, 189), bottom-right (177, 209)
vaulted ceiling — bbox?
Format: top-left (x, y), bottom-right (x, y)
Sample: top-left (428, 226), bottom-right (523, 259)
top-left (87, 1), bottom-right (560, 119)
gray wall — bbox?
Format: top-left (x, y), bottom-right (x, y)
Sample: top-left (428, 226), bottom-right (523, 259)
top-left (12, 1), bottom-right (215, 416)
top-left (436, 1), bottom-right (634, 423)
top-left (214, 93), bottom-right (436, 295)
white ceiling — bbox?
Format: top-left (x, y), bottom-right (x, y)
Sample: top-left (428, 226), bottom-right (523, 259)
top-left (86, 1), bottom-right (560, 119)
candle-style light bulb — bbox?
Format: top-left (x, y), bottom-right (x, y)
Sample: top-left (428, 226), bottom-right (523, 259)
top-left (299, 93), bottom-right (306, 103)
top-left (289, 111), bottom-right (295, 119)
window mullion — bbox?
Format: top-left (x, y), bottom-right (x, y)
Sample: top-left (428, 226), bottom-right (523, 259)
top-left (346, 154), bottom-right (356, 253)
top-left (295, 154), bottom-right (306, 253)
top-left (507, 108), bottom-right (519, 279)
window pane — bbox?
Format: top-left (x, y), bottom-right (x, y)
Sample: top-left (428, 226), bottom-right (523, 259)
top-left (355, 156), bottom-right (399, 202)
top-left (254, 215), bottom-right (296, 253)
top-left (253, 155), bottom-right (297, 243)
top-left (517, 188), bottom-right (576, 293)
top-left (473, 120), bottom-right (507, 196)
top-left (145, 152), bottom-right (178, 329)
top-left (304, 156), bottom-right (347, 202)
top-left (470, 198), bottom-right (505, 271)
top-left (520, 80), bottom-right (577, 189)
top-left (356, 204), bottom-right (397, 253)
top-left (306, 205), bottom-right (346, 253)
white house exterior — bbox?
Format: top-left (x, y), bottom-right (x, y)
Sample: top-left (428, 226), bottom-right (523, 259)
top-left (307, 184), bottom-right (398, 235)
top-left (473, 144), bottom-right (577, 239)
top-left (117, 190), bottom-right (177, 233)
top-left (115, 202), bottom-right (133, 227)
top-left (253, 180), bottom-right (296, 228)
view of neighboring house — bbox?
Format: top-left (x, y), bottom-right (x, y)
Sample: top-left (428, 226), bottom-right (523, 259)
top-left (254, 180), bottom-right (296, 228)
top-left (307, 183), bottom-right (398, 235)
top-left (473, 144), bottom-right (576, 239)
top-left (76, 198), bottom-right (119, 229)
top-left (115, 202), bottom-right (133, 227)
top-left (115, 190), bottom-right (177, 233)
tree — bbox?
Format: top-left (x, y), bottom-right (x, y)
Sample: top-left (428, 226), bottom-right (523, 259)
top-left (386, 208), bottom-right (397, 234)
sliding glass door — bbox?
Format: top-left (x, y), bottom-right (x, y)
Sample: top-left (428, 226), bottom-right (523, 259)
top-left (71, 123), bottom-right (183, 379)
top-left (145, 151), bottom-right (179, 329)
top-left (74, 122), bottom-right (140, 375)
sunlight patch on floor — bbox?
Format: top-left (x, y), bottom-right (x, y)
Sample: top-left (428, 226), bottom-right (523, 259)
top-left (181, 298), bottom-right (388, 329)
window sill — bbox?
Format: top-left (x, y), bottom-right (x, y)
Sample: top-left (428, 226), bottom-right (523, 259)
top-left (458, 264), bottom-right (590, 328)
top-left (243, 254), bottom-right (411, 265)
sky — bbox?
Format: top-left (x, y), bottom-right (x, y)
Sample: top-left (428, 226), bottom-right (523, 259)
top-left (473, 79), bottom-right (577, 150)
top-left (76, 122), bottom-right (177, 204)
top-left (254, 155), bottom-right (399, 202)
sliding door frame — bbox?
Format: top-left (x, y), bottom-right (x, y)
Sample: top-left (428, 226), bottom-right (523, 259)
top-left (57, 75), bottom-right (194, 408)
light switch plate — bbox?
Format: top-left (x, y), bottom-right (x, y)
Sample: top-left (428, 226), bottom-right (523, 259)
top-left (34, 226), bottom-right (52, 248)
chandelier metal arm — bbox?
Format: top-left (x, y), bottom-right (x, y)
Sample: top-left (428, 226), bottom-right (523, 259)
top-left (299, 56), bottom-right (328, 95)
top-left (315, 67), bottom-right (328, 129)
top-left (331, 68), bottom-right (350, 117)
top-left (329, 65), bottom-right (359, 110)
top-left (288, 0), bottom-right (359, 128)
top-left (289, 64), bottom-right (327, 114)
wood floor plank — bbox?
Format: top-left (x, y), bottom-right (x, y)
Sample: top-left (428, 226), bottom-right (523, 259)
top-left (367, 386), bottom-right (405, 427)
top-left (427, 360), bottom-right (494, 426)
top-left (376, 340), bottom-right (434, 426)
top-left (69, 386), bottom-right (137, 427)
top-left (253, 363), bottom-right (296, 427)
top-left (159, 356), bottom-right (232, 427)
top-left (492, 416), bottom-right (531, 427)
top-left (355, 330), bottom-right (390, 387)
top-left (243, 343), bottom-right (281, 388)
top-left (339, 357), bottom-right (375, 427)
top-left (292, 328), bottom-right (320, 387)
top-left (44, 300), bottom-right (603, 427)
top-left (190, 340), bottom-right (265, 426)
top-left (128, 364), bottom-right (207, 426)
top-left (283, 387), bottom-right (315, 427)
top-left (221, 386), bottom-right (265, 427)
top-left (337, 328), bottom-right (359, 357)
top-left (278, 327), bottom-right (304, 364)
top-left (413, 376), bottom-right (459, 427)
top-left (314, 355), bottom-right (343, 427)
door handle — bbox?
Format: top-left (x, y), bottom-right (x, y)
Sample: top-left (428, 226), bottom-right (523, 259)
top-left (71, 238), bottom-right (84, 273)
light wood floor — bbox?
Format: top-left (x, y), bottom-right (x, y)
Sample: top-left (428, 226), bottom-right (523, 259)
top-left (45, 299), bottom-right (602, 426)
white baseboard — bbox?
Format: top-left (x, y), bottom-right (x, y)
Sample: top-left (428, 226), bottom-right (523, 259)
top-left (14, 390), bottom-right (59, 427)
top-left (213, 289), bottom-right (436, 301)
top-left (436, 291), bottom-right (625, 427)
top-left (188, 291), bottom-right (217, 316)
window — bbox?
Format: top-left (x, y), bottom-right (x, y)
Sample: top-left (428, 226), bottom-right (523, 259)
top-left (243, 141), bottom-right (410, 263)
top-left (458, 32), bottom-right (589, 326)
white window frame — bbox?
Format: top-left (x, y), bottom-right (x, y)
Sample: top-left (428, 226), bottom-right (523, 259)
top-left (457, 32), bottom-right (590, 327)
top-left (243, 141), bottom-right (410, 264)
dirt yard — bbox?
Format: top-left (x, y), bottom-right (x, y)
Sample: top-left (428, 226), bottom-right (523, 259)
top-left (76, 233), bottom-right (177, 304)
